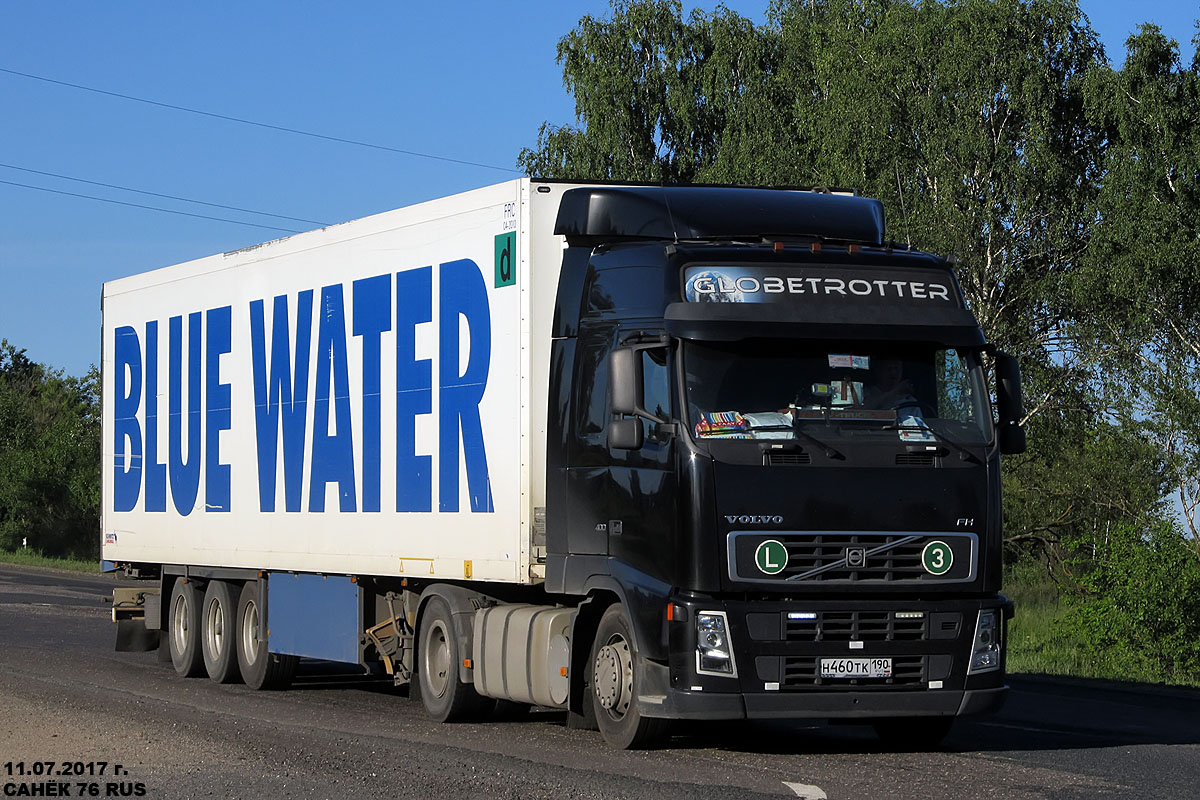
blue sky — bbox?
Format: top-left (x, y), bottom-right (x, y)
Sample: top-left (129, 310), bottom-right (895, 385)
top-left (1, 1), bottom-right (1196, 377)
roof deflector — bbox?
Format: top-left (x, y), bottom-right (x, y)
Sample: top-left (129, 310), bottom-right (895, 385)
top-left (553, 185), bottom-right (885, 246)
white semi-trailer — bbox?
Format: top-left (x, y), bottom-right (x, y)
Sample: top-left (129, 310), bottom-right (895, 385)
top-left (104, 179), bottom-right (1024, 748)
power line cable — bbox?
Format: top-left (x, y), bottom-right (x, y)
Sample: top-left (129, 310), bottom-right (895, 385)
top-left (0, 67), bottom-right (523, 174)
top-left (0, 162), bottom-right (330, 227)
top-left (0, 179), bottom-right (303, 234)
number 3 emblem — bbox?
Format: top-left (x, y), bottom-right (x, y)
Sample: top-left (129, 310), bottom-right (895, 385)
top-left (921, 540), bottom-right (954, 575)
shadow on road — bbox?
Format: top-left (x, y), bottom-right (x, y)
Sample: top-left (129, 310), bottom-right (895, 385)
top-left (656, 674), bottom-right (1200, 754)
top-left (282, 659), bottom-right (1200, 754)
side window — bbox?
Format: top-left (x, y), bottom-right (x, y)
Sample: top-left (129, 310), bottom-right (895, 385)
top-left (935, 349), bottom-right (973, 423)
top-left (642, 348), bottom-right (670, 441)
top-left (584, 267), bottom-right (667, 317)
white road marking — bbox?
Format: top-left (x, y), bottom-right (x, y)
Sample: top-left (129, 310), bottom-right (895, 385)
top-left (783, 781), bottom-right (828, 799)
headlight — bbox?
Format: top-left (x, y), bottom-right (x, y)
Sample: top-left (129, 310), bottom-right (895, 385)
top-left (695, 611), bottom-right (737, 676)
top-left (968, 609), bottom-right (1001, 674)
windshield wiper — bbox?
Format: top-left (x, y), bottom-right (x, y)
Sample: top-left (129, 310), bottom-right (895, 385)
top-left (788, 421), bottom-right (844, 460)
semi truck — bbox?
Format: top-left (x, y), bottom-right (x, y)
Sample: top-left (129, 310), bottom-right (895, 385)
top-left (103, 179), bottom-right (1025, 749)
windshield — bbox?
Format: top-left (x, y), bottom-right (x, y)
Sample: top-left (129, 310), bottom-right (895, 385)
top-left (683, 340), bottom-right (991, 446)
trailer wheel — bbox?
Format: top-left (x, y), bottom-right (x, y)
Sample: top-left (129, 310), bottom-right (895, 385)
top-left (201, 581), bottom-right (241, 684)
top-left (236, 581), bottom-right (296, 690)
top-left (872, 717), bottom-right (953, 750)
top-left (589, 604), bottom-right (669, 749)
top-left (417, 596), bottom-right (490, 721)
top-left (168, 579), bottom-right (205, 678)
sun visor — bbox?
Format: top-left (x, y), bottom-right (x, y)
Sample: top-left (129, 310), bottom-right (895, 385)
top-left (664, 302), bottom-right (985, 346)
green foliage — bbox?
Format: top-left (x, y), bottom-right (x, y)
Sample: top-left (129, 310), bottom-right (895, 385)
top-left (1003, 557), bottom-right (1092, 678)
top-left (0, 340), bottom-right (100, 560)
top-left (1075, 25), bottom-right (1200, 546)
top-left (1065, 521), bottom-right (1200, 684)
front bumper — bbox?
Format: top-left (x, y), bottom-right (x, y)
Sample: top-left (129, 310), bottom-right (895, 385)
top-left (635, 656), bottom-right (1007, 720)
top-left (642, 595), bottom-right (1010, 721)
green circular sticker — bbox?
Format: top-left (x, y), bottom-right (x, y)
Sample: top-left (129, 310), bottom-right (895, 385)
top-left (755, 540), bottom-right (788, 575)
top-left (921, 540), bottom-right (954, 575)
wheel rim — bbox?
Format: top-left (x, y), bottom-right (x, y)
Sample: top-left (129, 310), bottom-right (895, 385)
top-left (171, 592), bottom-right (190, 652)
top-left (422, 620), bottom-right (452, 699)
top-left (593, 633), bottom-right (633, 720)
top-left (204, 596), bottom-right (225, 660)
top-left (241, 599), bottom-right (260, 667)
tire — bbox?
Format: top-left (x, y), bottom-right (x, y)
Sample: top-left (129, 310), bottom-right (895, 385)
top-left (201, 580), bottom-right (241, 684)
top-left (236, 581), bottom-right (297, 690)
top-left (417, 596), bottom-right (491, 722)
top-left (589, 604), bottom-right (670, 749)
top-left (872, 717), bottom-right (954, 750)
top-left (168, 578), bottom-right (205, 678)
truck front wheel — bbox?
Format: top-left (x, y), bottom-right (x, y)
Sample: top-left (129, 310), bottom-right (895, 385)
top-left (168, 579), bottom-right (205, 678)
top-left (589, 604), bottom-right (669, 749)
top-left (417, 596), bottom-right (491, 721)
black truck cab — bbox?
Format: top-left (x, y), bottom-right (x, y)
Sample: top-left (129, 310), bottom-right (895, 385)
top-left (544, 185), bottom-right (1024, 744)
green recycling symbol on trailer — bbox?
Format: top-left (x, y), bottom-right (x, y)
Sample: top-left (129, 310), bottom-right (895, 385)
top-left (921, 540), bottom-right (954, 575)
top-left (755, 539), bottom-right (788, 575)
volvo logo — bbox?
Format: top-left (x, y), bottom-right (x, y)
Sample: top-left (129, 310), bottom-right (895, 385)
top-left (726, 515), bottom-right (784, 525)
top-left (845, 546), bottom-right (868, 568)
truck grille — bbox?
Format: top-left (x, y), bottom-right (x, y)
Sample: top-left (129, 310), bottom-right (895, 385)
top-left (784, 534), bottom-right (926, 581)
top-left (727, 531), bottom-right (977, 584)
top-left (784, 610), bottom-right (926, 642)
top-left (782, 655), bottom-right (926, 689)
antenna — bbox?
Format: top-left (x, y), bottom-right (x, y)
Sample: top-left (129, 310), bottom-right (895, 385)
top-left (660, 184), bottom-right (680, 243)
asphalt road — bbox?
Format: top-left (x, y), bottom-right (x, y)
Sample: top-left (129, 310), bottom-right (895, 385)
top-left (1, 564), bottom-right (1197, 799)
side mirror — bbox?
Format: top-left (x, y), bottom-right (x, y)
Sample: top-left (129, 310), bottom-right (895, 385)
top-left (608, 418), bottom-right (644, 450)
top-left (608, 341), bottom-right (669, 450)
top-left (995, 352), bottom-right (1026, 455)
top-left (609, 347), bottom-right (642, 417)
top-left (999, 424), bottom-right (1026, 455)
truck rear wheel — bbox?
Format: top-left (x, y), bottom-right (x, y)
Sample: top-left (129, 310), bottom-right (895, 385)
top-left (236, 581), bottom-right (296, 690)
top-left (417, 596), bottom-right (491, 721)
top-left (589, 604), bottom-right (670, 749)
top-left (201, 581), bottom-right (241, 684)
top-left (168, 579), bottom-right (205, 678)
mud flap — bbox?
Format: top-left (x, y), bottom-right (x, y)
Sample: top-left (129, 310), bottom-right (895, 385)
top-left (115, 619), bottom-right (160, 652)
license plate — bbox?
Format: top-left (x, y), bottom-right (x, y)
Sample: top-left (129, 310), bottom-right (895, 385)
top-left (820, 657), bottom-right (892, 678)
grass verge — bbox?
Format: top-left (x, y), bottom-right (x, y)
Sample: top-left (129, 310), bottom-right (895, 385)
top-left (1004, 557), bottom-right (1200, 687)
top-left (1004, 558), bottom-right (1093, 677)
top-left (0, 548), bottom-right (101, 573)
